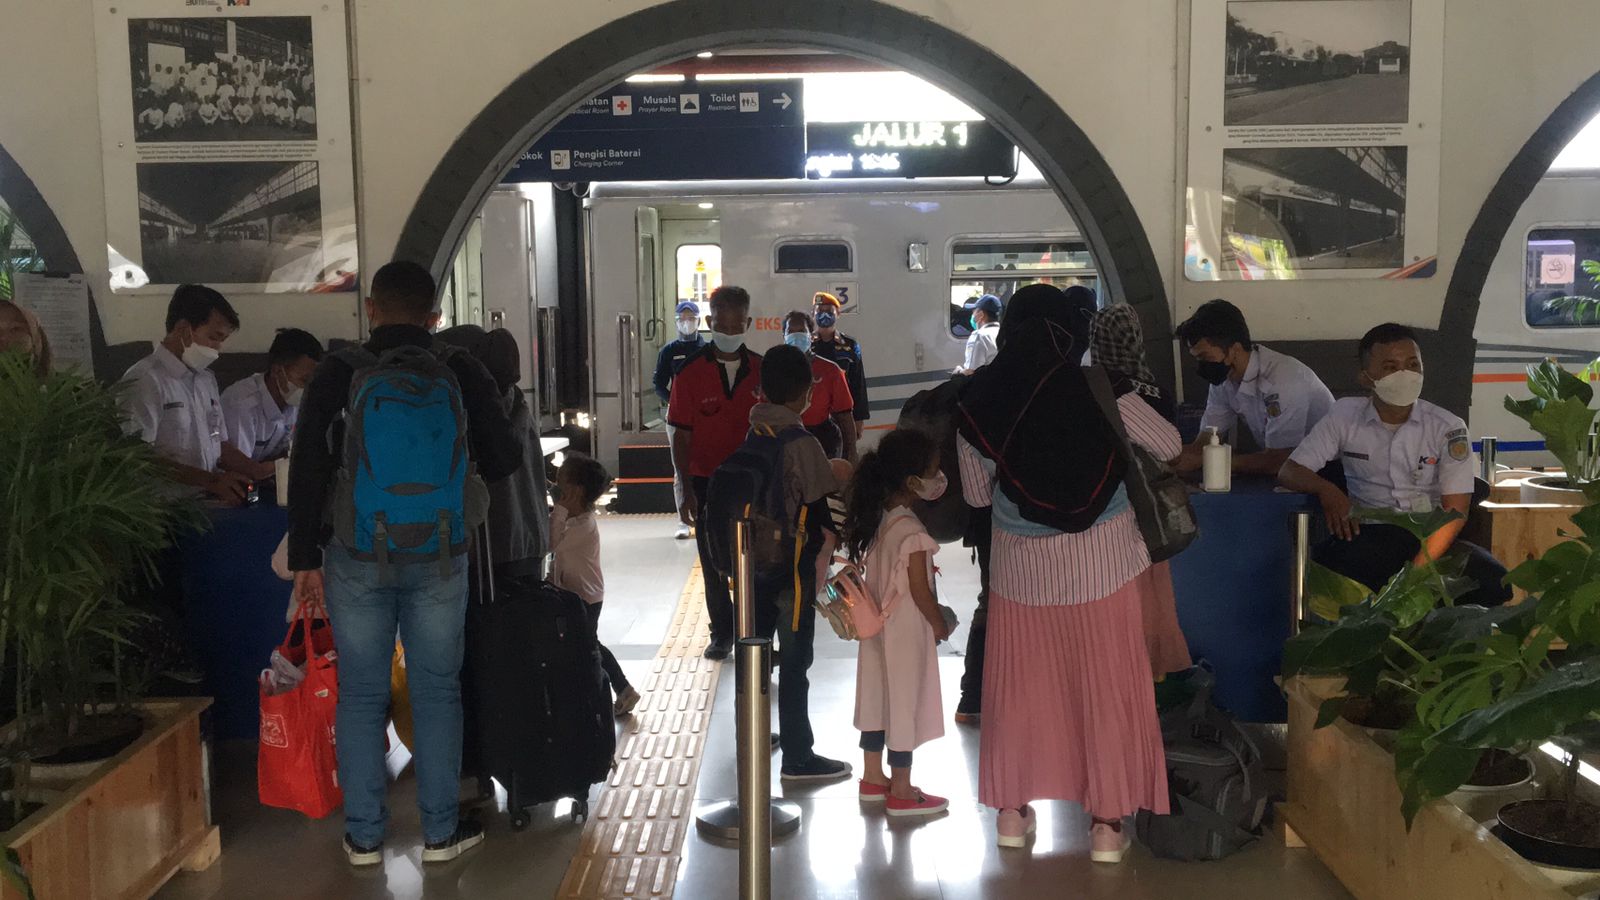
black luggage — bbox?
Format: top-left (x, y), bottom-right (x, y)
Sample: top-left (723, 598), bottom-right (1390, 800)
top-left (463, 549), bottom-right (615, 829)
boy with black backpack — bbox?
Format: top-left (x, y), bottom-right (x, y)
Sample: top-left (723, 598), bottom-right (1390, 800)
top-left (705, 344), bottom-right (852, 783)
top-left (286, 261), bottom-right (521, 866)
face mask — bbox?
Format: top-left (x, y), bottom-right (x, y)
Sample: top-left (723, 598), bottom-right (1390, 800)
top-left (914, 470), bottom-right (947, 502)
top-left (784, 332), bottom-right (813, 353)
top-left (1372, 369), bottom-right (1424, 407)
top-left (815, 310), bottom-right (837, 329)
top-left (676, 318), bottom-right (698, 338)
top-left (711, 330), bottom-right (745, 354)
top-left (969, 314), bottom-right (980, 333)
top-left (1195, 359), bottom-right (1231, 386)
top-left (277, 370), bottom-right (305, 407)
top-left (180, 333), bottom-right (219, 371)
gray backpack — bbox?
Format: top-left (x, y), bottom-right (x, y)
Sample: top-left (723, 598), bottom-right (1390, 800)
top-left (1135, 670), bottom-right (1267, 861)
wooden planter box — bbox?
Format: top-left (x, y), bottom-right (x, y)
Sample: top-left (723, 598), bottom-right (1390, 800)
top-left (2, 698), bottom-right (219, 900)
top-left (1281, 677), bottom-right (1588, 900)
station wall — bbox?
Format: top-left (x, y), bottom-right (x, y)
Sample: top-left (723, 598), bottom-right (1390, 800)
top-left (0, 0), bottom-right (1594, 377)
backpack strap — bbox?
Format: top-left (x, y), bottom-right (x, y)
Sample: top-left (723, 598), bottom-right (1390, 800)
top-left (1171, 793), bottom-right (1260, 851)
top-left (792, 505), bottom-right (809, 631)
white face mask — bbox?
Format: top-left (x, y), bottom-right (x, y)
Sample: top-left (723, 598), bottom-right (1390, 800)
top-left (676, 318), bottom-right (698, 338)
top-left (180, 334), bottom-right (219, 371)
top-left (914, 470), bottom-right (948, 502)
top-left (711, 330), bottom-right (745, 354)
top-left (1372, 369), bottom-right (1423, 407)
top-left (277, 369), bottom-right (305, 407)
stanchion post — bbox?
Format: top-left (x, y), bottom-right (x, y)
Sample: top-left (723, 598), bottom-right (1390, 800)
top-left (1291, 509), bottom-right (1312, 635)
top-left (1480, 436), bottom-right (1499, 486)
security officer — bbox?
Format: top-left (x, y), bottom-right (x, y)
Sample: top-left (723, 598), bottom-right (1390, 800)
top-left (1175, 298), bottom-right (1335, 475)
top-left (809, 291), bottom-right (868, 439)
top-left (958, 294), bottom-right (1002, 374)
top-left (220, 327), bottom-right (324, 481)
top-left (654, 300), bottom-right (707, 540)
top-left (1279, 322), bottom-right (1511, 607)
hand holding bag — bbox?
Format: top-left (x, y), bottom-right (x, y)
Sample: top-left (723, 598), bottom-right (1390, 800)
top-left (1084, 365), bottom-right (1199, 562)
top-left (257, 600), bottom-right (342, 818)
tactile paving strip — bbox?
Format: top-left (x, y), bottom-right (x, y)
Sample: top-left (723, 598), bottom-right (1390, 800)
top-left (556, 565), bottom-right (722, 899)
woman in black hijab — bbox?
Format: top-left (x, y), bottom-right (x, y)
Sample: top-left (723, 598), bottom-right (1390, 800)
top-left (954, 283), bottom-right (1183, 862)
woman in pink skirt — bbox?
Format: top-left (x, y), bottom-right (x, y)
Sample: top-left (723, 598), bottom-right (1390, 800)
top-left (956, 285), bottom-right (1180, 863)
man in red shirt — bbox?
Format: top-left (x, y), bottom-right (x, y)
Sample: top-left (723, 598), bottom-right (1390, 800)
top-left (781, 311), bottom-right (856, 462)
top-left (668, 285), bottom-right (763, 659)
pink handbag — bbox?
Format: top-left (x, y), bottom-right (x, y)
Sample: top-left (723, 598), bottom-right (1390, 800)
top-left (817, 557), bottom-right (886, 641)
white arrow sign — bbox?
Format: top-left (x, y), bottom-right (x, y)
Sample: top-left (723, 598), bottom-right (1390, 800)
top-left (775, 92), bottom-right (793, 110)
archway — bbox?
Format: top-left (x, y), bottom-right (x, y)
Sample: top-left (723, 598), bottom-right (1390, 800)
top-left (393, 0), bottom-right (1174, 386)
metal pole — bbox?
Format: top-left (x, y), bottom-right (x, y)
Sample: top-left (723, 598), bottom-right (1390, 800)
top-left (695, 518), bottom-right (801, 860)
top-left (1291, 510), bottom-right (1312, 634)
top-left (1480, 436), bottom-right (1499, 486)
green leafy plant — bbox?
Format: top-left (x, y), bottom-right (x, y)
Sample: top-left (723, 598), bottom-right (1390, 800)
top-left (0, 207), bottom-right (44, 303)
top-left (1543, 259), bottom-right (1600, 327)
top-left (0, 351), bottom-right (199, 799)
top-left (1504, 358), bottom-right (1600, 502)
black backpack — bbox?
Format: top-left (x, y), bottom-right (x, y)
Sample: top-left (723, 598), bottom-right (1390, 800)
top-left (896, 374), bottom-right (971, 543)
top-left (1135, 667), bottom-right (1267, 861)
top-left (704, 424), bottom-right (814, 588)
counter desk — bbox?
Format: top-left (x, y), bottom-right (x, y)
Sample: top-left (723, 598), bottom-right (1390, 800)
top-left (1167, 477), bottom-right (1316, 723)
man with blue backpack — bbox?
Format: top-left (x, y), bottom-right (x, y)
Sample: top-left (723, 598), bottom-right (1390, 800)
top-left (286, 261), bottom-right (521, 866)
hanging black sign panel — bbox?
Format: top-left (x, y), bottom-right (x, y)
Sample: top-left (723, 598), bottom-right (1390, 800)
top-left (803, 121), bottom-right (1017, 179)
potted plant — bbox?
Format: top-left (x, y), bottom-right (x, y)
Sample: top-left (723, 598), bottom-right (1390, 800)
top-left (1503, 358), bottom-right (1599, 505)
top-left (0, 207), bottom-right (44, 304)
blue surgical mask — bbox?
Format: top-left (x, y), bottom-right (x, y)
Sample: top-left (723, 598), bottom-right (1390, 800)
top-left (711, 330), bottom-right (745, 354)
top-left (784, 332), bottom-right (813, 353)
top-left (815, 310), bottom-right (837, 329)
top-left (969, 314), bottom-right (979, 332)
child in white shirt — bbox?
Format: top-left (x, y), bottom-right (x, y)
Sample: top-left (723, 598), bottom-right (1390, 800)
top-left (551, 454), bottom-right (641, 716)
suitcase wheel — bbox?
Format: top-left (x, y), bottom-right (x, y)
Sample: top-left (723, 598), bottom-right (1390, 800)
top-left (511, 810), bottom-right (531, 832)
top-left (571, 799), bottom-right (589, 824)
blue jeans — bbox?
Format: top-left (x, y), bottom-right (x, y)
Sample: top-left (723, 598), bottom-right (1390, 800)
top-left (325, 546), bottom-right (468, 845)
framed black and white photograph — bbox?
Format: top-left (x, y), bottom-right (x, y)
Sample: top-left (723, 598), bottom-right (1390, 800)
top-left (1221, 145), bottom-right (1407, 272)
top-left (128, 16), bottom-right (316, 143)
top-left (1223, 0), bottom-right (1411, 126)
top-left (136, 161), bottom-right (324, 285)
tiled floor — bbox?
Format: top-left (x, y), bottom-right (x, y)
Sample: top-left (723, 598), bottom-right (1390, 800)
top-left (158, 515), bottom-right (1351, 899)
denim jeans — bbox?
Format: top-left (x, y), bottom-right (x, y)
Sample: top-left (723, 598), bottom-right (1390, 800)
top-left (325, 545), bottom-right (468, 846)
top-left (754, 581), bottom-right (817, 765)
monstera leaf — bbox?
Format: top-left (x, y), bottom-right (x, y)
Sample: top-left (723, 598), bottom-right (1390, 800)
top-left (1394, 719), bottom-right (1482, 826)
top-left (1504, 358), bottom-right (1600, 482)
top-left (1410, 601), bottom-right (1538, 655)
top-left (1433, 655), bottom-right (1600, 751)
top-left (1304, 561), bottom-right (1370, 622)
top-left (1282, 608), bottom-right (1393, 679)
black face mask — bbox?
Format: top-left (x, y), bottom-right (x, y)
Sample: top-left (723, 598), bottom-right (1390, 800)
top-left (1196, 359), bottom-right (1231, 386)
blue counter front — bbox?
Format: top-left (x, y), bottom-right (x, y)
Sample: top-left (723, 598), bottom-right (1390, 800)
top-left (180, 502), bottom-right (293, 740)
top-left (1167, 478), bottom-right (1314, 723)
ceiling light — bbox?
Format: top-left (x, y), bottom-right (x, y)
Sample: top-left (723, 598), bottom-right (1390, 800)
top-left (697, 202), bottom-right (715, 209)
top-left (696, 51), bottom-right (714, 59)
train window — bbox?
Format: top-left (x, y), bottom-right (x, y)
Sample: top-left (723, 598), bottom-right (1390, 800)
top-left (1525, 227), bottom-right (1600, 328)
top-left (774, 241), bottom-right (852, 274)
top-left (675, 244), bottom-right (721, 311)
top-left (948, 239), bottom-right (1097, 338)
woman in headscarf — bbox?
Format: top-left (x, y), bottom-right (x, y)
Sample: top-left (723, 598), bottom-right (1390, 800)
top-left (956, 283), bottom-right (1180, 862)
top-left (0, 299), bottom-right (52, 378)
top-left (1091, 303), bottom-right (1192, 677)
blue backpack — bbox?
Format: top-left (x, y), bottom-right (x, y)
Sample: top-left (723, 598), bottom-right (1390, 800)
top-left (330, 344), bottom-right (486, 575)
top-left (704, 424), bottom-right (820, 625)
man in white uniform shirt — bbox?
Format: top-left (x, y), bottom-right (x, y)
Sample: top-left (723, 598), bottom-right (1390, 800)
top-left (120, 284), bottom-right (251, 505)
top-left (958, 294), bottom-right (1002, 374)
top-left (1279, 323), bottom-right (1511, 607)
top-left (1174, 298), bottom-right (1335, 476)
top-left (220, 327), bottom-right (324, 481)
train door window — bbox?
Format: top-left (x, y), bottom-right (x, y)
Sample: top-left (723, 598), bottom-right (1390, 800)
top-left (947, 239), bottom-right (1096, 337)
top-left (1525, 227), bottom-right (1600, 328)
top-left (675, 244), bottom-right (721, 316)
top-left (774, 241), bottom-right (853, 274)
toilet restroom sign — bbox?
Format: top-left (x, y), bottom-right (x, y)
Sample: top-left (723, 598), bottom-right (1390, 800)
top-left (827, 282), bottom-right (859, 314)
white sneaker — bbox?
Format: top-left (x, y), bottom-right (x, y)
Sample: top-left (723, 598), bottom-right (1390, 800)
top-left (675, 523), bottom-right (692, 540)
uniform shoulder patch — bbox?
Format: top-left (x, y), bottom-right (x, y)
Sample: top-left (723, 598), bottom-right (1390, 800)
top-left (1447, 431), bottom-right (1470, 461)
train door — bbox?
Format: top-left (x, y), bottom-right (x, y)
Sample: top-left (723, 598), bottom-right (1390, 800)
top-left (438, 215), bottom-right (483, 331)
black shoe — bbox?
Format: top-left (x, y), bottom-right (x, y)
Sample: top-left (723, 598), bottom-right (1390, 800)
top-left (955, 694), bottom-right (981, 725)
top-left (343, 835), bottom-right (383, 867)
top-left (781, 753), bottom-right (853, 783)
top-left (421, 820), bottom-right (485, 863)
top-left (770, 732), bottom-right (781, 753)
top-left (704, 637), bottom-right (733, 660)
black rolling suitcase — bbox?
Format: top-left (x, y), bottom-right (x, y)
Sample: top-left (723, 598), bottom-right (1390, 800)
top-left (463, 535), bottom-right (616, 829)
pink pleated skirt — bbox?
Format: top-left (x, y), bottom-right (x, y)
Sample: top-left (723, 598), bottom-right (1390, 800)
top-left (978, 574), bottom-right (1170, 818)
top-left (1142, 562), bottom-right (1193, 677)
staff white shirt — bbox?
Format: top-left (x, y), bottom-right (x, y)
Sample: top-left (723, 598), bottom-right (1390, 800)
top-left (963, 322), bottom-right (1000, 371)
top-left (550, 506), bottom-right (604, 606)
top-left (1199, 344), bottom-right (1335, 450)
top-left (1288, 397), bottom-right (1475, 515)
top-left (119, 343), bottom-right (224, 474)
top-left (221, 372), bottom-right (297, 462)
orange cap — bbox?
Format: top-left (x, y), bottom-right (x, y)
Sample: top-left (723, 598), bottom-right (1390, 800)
top-left (813, 291), bottom-right (841, 309)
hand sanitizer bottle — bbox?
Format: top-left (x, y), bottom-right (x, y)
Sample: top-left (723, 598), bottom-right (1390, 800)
top-left (1202, 426), bottom-right (1232, 493)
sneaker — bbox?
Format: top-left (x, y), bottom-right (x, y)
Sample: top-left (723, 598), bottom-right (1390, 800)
top-left (703, 637), bottom-right (733, 661)
top-left (858, 779), bottom-right (890, 802)
top-left (613, 685), bottom-right (642, 717)
top-left (343, 835), bottom-right (382, 866)
top-left (1090, 819), bottom-right (1131, 864)
top-left (421, 820), bottom-right (485, 864)
top-left (675, 523), bottom-right (691, 540)
top-left (996, 805), bottom-right (1037, 849)
top-left (887, 788), bottom-right (948, 818)
top-left (954, 695), bottom-right (980, 725)
top-left (780, 753), bottom-right (853, 783)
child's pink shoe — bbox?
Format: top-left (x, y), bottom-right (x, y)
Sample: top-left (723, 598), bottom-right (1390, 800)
top-left (886, 788), bottom-right (948, 818)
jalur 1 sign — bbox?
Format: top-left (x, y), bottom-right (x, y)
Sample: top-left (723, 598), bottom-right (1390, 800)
top-left (804, 121), bottom-right (1017, 179)
top-left (505, 80), bottom-right (805, 182)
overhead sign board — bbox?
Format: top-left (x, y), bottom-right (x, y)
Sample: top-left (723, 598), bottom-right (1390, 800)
top-left (803, 121), bottom-right (1016, 179)
top-left (505, 79), bottom-right (805, 182)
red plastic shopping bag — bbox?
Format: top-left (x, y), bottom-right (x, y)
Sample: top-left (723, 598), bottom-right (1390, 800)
top-left (258, 603), bottom-right (342, 818)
